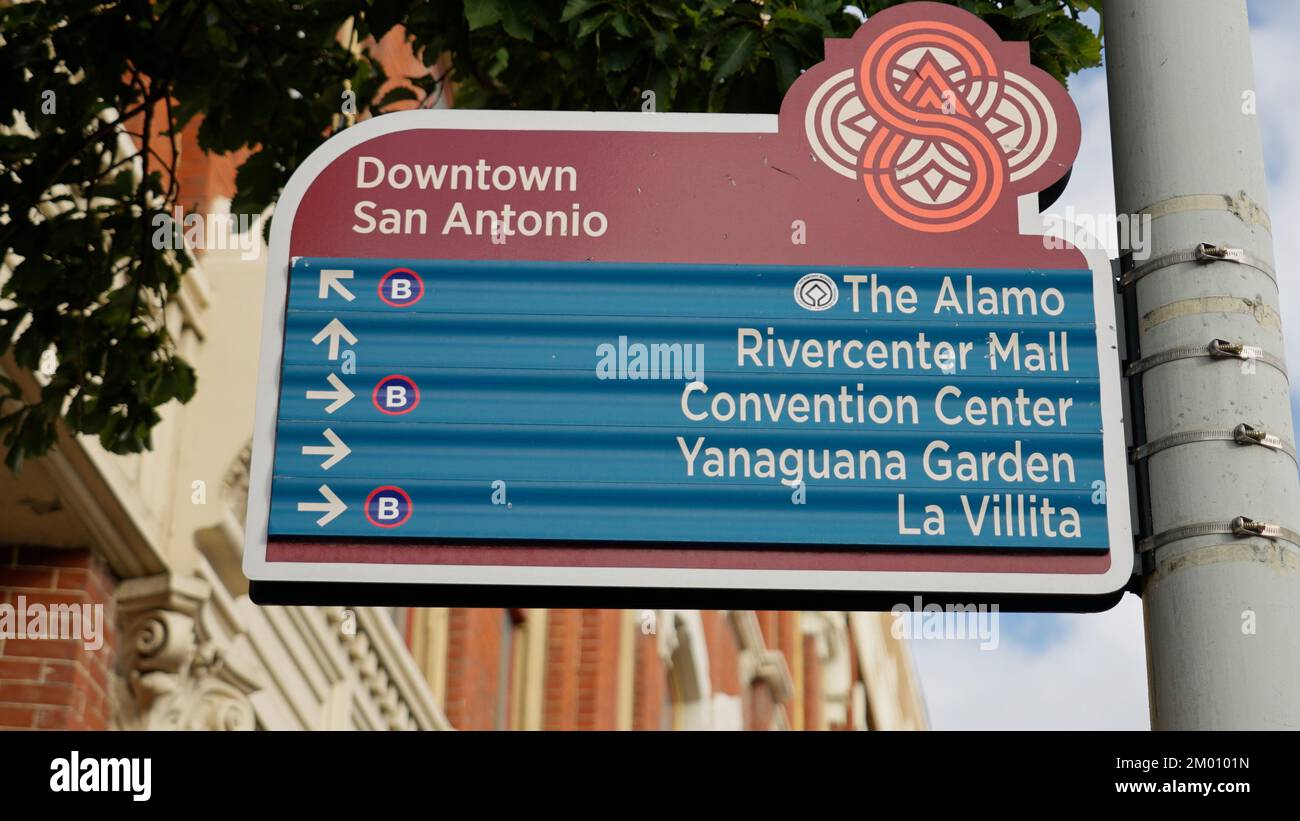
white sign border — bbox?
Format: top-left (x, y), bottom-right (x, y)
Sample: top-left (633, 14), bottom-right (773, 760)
top-left (241, 108), bottom-right (1134, 600)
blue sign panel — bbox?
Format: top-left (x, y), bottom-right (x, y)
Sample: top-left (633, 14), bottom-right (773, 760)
top-left (267, 258), bottom-right (1110, 550)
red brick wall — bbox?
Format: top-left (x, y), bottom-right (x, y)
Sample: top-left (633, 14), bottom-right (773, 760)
top-left (542, 608), bottom-right (581, 729)
top-left (631, 627), bottom-right (667, 730)
top-left (366, 27), bottom-right (450, 112)
top-left (174, 119), bottom-right (244, 216)
top-left (0, 546), bottom-right (117, 730)
top-left (442, 608), bottom-right (505, 730)
top-left (576, 609), bottom-right (620, 730)
top-left (543, 610), bottom-right (651, 730)
top-left (423, 607), bottom-right (851, 732)
top-left (803, 633), bottom-right (823, 731)
top-left (700, 610), bottom-right (741, 696)
top-left (757, 610), bottom-right (779, 647)
top-left (136, 25), bottom-right (441, 231)
top-left (777, 612), bottom-right (799, 661)
top-left (748, 680), bottom-right (777, 730)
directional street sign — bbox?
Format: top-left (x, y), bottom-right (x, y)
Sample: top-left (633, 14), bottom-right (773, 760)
top-left (244, 2), bottom-right (1133, 608)
top-left (271, 257), bottom-right (1112, 549)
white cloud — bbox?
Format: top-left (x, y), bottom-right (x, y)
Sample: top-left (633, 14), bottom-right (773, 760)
top-left (1248, 4), bottom-right (1300, 376)
top-left (1041, 65), bottom-right (1119, 254)
top-left (909, 593), bottom-right (1150, 730)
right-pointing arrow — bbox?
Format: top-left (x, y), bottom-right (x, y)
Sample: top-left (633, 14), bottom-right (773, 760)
top-left (302, 427), bottom-right (352, 470)
top-left (305, 373), bottom-right (354, 414)
top-left (319, 268), bottom-right (356, 302)
top-left (298, 484), bottom-right (347, 526)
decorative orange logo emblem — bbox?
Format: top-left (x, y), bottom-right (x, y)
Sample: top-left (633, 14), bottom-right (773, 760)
top-left (805, 15), bottom-right (1061, 232)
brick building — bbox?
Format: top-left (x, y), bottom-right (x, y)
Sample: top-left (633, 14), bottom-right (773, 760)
top-left (0, 27), bottom-right (926, 732)
top-left (407, 607), bottom-right (925, 730)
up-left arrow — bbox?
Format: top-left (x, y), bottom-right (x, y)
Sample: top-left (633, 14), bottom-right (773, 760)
top-left (297, 484), bottom-right (347, 526)
top-left (305, 373), bottom-right (354, 414)
top-left (319, 268), bottom-right (356, 302)
top-left (312, 318), bottom-right (358, 361)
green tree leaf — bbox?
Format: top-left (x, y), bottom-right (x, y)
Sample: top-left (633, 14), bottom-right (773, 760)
top-left (714, 26), bottom-right (759, 82)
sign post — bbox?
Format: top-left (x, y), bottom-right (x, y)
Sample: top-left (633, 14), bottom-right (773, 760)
top-left (1105, 0), bottom-right (1300, 728)
top-left (244, 2), bottom-right (1133, 609)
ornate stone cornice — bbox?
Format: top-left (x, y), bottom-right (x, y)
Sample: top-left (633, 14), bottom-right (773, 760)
top-left (332, 607), bottom-right (450, 731)
top-left (113, 574), bottom-right (262, 731)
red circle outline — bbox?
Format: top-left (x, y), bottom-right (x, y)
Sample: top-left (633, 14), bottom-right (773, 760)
top-left (364, 485), bottom-right (413, 528)
top-left (372, 374), bottom-right (421, 415)
top-left (377, 267), bottom-right (425, 307)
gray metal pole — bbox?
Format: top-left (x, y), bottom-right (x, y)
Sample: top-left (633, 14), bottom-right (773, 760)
top-left (1104, 0), bottom-right (1300, 729)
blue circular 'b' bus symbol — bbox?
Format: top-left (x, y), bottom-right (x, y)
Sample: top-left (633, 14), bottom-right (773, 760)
top-left (365, 485), bottom-right (412, 528)
top-left (378, 267), bottom-right (424, 307)
top-left (373, 374), bottom-right (420, 415)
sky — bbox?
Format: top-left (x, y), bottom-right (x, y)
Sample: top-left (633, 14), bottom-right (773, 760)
top-left (908, 0), bottom-right (1297, 730)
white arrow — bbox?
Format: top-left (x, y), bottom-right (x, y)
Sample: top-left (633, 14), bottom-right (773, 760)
top-left (305, 373), bottom-right (354, 414)
top-left (302, 427), bottom-right (352, 470)
top-left (298, 484), bottom-right (347, 526)
top-left (319, 268), bottom-right (356, 302)
top-left (311, 318), bottom-right (357, 361)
